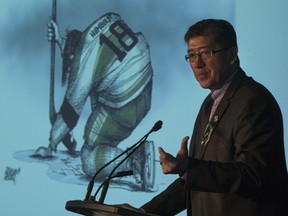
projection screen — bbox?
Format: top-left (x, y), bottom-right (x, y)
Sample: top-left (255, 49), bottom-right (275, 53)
top-left (1, 0), bottom-right (287, 216)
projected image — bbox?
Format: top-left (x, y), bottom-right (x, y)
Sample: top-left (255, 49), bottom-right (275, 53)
top-left (14, 11), bottom-right (155, 191)
top-left (0, 1), bottom-right (256, 216)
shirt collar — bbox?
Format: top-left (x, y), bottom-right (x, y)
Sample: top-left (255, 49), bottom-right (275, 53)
top-left (211, 68), bottom-right (239, 102)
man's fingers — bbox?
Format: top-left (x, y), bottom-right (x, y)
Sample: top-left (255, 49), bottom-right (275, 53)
top-left (158, 147), bottom-right (169, 166)
top-left (158, 147), bottom-right (165, 163)
top-left (158, 146), bottom-right (166, 155)
top-left (181, 136), bottom-right (189, 150)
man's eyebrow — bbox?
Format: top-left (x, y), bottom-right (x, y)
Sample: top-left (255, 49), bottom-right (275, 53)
top-left (187, 46), bottom-right (209, 53)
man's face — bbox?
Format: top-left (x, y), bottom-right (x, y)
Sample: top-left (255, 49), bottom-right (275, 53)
top-left (187, 35), bottom-right (237, 90)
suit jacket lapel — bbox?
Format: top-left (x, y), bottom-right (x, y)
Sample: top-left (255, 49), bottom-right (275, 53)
top-left (198, 99), bottom-right (228, 159)
top-left (197, 69), bottom-right (246, 159)
top-left (189, 94), bottom-right (211, 158)
top-left (192, 95), bottom-right (212, 158)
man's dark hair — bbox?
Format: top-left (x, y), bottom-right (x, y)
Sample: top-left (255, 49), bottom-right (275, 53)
top-left (184, 19), bottom-right (238, 49)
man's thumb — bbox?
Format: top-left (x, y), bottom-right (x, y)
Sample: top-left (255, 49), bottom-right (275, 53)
top-left (181, 136), bottom-right (189, 150)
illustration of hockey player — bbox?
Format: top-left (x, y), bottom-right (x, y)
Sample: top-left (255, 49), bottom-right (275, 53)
top-left (34, 12), bottom-right (155, 190)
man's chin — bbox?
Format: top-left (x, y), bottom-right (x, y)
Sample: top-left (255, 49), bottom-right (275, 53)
top-left (198, 82), bottom-right (211, 90)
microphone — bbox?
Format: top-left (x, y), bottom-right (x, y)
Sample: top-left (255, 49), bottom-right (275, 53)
top-left (83, 120), bottom-right (163, 202)
top-left (97, 170), bottom-right (134, 204)
top-left (150, 120), bottom-right (163, 133)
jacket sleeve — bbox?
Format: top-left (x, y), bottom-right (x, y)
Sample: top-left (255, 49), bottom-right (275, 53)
top-left (141, 178), bottom-right (187, 215)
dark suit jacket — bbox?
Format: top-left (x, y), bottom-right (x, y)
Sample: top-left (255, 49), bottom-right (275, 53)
top-left (142, 69), bottom-right (288, 216)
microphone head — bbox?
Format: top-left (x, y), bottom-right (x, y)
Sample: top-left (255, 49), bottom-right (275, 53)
top-left (152, 120), bottom-right (163, 132)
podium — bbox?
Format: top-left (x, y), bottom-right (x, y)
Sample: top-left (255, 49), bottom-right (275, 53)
top-left (66, 200), bottom-right (158, 216)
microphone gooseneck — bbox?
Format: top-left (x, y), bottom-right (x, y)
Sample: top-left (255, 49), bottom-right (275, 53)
top-left (83, 120), bottom-right (163, 202)
top-left (97, 170), bottom-right (134, 203)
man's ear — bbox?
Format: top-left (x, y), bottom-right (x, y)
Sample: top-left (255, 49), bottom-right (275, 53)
top-left (229, 47), bottom-right (238, 64)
